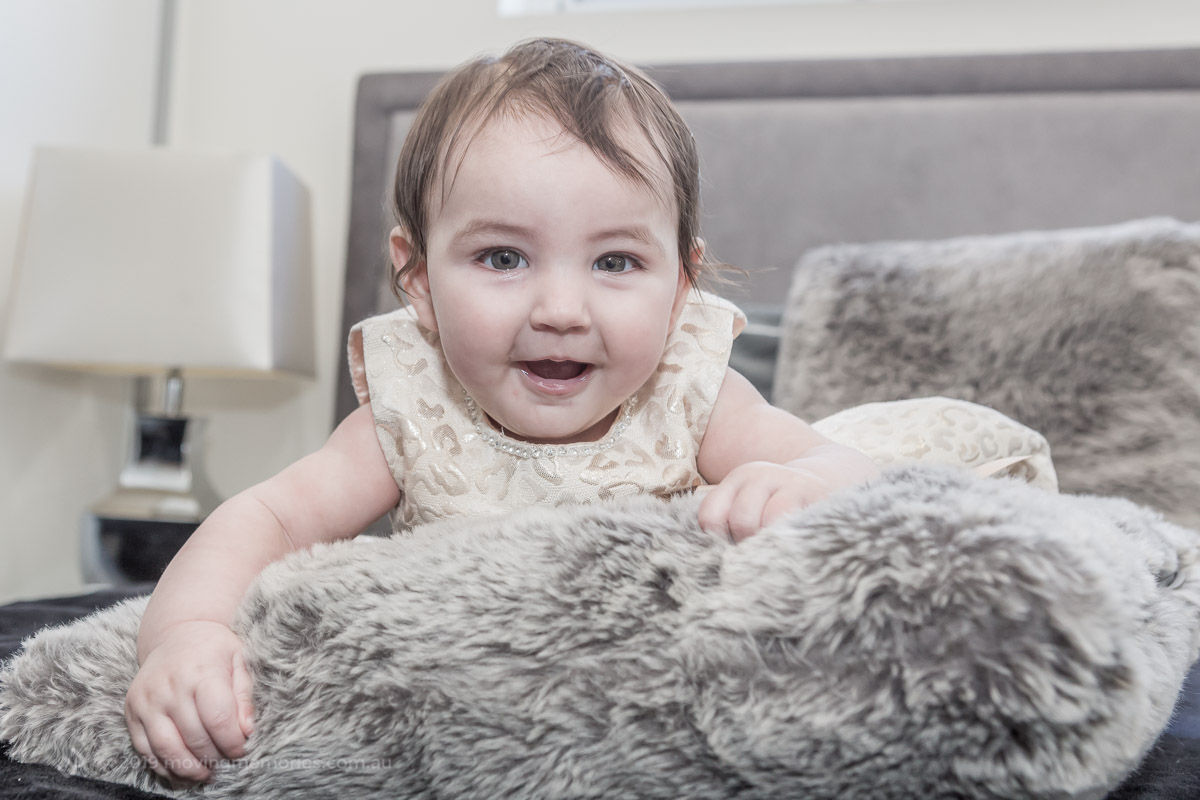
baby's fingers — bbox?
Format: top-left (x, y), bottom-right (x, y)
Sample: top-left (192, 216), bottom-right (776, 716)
top-left (723, 482), bottom-right (773, 542)
top-left (195, 675), bottom-right (249, 761)
top-left (171, 699), bottom-right (227, 780)
top-left (231, 651), bottom-right (255, 738)
top-left (697, 483), bottom-right (735, 539)
top-left (133, 710), bottom-right (212, 783)
top-left (126, 687), bottom-right (203, 781)
top-left (125, 715), bottom-right (165, 779)
top-left (698, 479), bottom-right (769, 542)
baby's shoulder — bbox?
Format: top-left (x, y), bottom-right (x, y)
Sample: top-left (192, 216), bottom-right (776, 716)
top-left (351, 305), bottom-right (439, 354)
top-left (352, 305), bottom-right (422, 337)
top-left (677, 290), bottom-right (747, 337)
top-left (348, 305), bottom-right (440, 406)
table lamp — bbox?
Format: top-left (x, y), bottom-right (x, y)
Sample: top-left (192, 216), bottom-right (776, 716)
top-left (4, 146), bottom-right (315, 583)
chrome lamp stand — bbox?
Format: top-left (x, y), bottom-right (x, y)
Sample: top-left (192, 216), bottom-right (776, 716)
top-left (82, 369), bottom-right (219, 584)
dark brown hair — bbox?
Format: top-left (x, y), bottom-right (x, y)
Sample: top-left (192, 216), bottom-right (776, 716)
top-left (390, 38), bottom-right (714, 300)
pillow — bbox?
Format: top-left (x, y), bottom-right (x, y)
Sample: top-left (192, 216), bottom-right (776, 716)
top-left (774, 217), bottom-right (1200, 528)
top-left (3, 467), bottom-right (1200, 799)
top-left (813, 396), bottom-right (1058, 492)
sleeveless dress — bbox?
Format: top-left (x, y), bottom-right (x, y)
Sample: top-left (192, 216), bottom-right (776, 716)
top-left (348, 290), bottom-right (745, 529)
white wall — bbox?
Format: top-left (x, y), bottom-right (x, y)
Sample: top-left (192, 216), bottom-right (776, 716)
top-left (0, 0), bottom-right (161, 603)
top-left (3, 0), bottom-right (1200, 602)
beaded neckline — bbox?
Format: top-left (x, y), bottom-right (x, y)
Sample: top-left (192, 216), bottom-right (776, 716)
top-left (463, 393), bottom-right (635, 460)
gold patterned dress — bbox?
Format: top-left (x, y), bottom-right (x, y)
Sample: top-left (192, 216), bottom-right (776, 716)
top-left (348, 290), bottom-right (746, 530)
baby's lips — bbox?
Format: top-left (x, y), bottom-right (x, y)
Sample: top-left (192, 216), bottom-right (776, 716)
top-left (523, 359), bottom-right (589, 380)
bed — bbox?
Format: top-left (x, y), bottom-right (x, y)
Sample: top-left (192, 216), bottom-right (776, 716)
top-left (3, 45), bottom-right (1200, 799)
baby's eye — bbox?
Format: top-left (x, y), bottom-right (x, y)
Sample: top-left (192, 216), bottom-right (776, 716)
top-left (483, 249), bottom-right (528, 271)
top-left (593, 254), bottom-right (635, 274)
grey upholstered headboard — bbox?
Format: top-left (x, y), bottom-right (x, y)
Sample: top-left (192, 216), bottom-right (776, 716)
top-left (338, 47), bottom-right (1200, 424)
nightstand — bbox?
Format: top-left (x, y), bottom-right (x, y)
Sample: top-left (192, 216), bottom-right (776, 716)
top-left (80, 412), bottom-right (216, 585)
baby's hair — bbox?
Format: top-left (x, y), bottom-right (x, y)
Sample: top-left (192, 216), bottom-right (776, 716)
top-left (390, 37), bottom-right (718, 301)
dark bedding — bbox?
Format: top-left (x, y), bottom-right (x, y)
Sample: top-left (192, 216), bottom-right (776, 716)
top-left (0, 588), bottom-right (1197, 799)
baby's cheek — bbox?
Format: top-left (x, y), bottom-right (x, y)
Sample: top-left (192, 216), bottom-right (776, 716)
top-left (629, 320), bottom-right (673, 362)
top-left (439, 336), bottom-right (501, 385)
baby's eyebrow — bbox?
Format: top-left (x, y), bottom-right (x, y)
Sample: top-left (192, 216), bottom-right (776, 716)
top-left (588, 226), bottom-right (667, 256)
top-left (456, 219), bottom-right (537, 241)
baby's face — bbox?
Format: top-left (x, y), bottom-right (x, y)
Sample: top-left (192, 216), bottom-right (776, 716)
top-left (398, 111), bottom-right (688, 445)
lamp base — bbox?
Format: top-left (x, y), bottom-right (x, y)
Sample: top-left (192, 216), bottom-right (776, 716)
top-left (82, 411), bottom-right (219, 585)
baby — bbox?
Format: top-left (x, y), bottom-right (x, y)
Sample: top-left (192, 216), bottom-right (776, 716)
top-left (125, 38), bottom-right (879, 783)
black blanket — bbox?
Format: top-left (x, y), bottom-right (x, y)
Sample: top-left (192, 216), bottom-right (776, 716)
top-left (1, 589), bottom-right (1197, 799)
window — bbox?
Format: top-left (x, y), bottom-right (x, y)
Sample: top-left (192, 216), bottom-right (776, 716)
top-left (499, 0), bottom-right (902, 15)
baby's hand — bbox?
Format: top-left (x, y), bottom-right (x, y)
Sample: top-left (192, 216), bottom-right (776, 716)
top-left (125, 620), bottom-right (254, 784)
top-left (698, 445), bottom-right (879, 541)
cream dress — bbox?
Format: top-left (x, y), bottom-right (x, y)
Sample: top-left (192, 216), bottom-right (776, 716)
top-left (348, 290), bottom-right (746, 530)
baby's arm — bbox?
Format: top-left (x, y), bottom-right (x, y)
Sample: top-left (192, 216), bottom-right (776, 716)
top-left (125, 404), bottom-right (400, 783)
top-left (696, 368), bottom-right (879, 541)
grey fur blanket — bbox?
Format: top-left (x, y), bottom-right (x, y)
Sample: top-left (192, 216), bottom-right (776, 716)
top-left (773, 218), bottom-right (1200, 530)
top-left (3, 465), bottom-right (1200, 799)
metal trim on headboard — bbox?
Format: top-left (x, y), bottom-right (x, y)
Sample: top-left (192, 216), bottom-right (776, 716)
top-left (337, 47), bottom-right (1200, 426)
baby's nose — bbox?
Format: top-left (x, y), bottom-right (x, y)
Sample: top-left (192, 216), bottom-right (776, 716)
top-left (529, 270), bottom-right (591, 331)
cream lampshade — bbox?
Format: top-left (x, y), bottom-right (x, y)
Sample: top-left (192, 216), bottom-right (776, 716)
top-left (3, 146), bottom-right (315, 583)
top-left (5, 146), bottom-right (314, 377)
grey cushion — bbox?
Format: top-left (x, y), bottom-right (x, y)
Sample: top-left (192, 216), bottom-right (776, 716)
top-left (4, 467), bottom-right (1200, 799)
top-left (773, 218), bottom-right (1200, 528)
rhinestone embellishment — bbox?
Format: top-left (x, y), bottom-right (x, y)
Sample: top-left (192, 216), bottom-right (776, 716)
top-left (464, 393), bottom-right (634, 460)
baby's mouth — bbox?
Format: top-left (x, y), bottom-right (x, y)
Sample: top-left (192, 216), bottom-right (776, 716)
top-left (522, 359), bottom-right (591, 381)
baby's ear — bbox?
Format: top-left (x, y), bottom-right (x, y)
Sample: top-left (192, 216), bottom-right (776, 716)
top-left (669, 238), bottom-right (704, 327)
top-left (390, 226), bottom-right (437, 333)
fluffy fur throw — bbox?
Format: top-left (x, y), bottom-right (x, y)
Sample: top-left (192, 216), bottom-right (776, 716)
top-left (773, 218), bottom-right (1200, 530)
top-left (3, 465), bottom-right (1200, 799)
